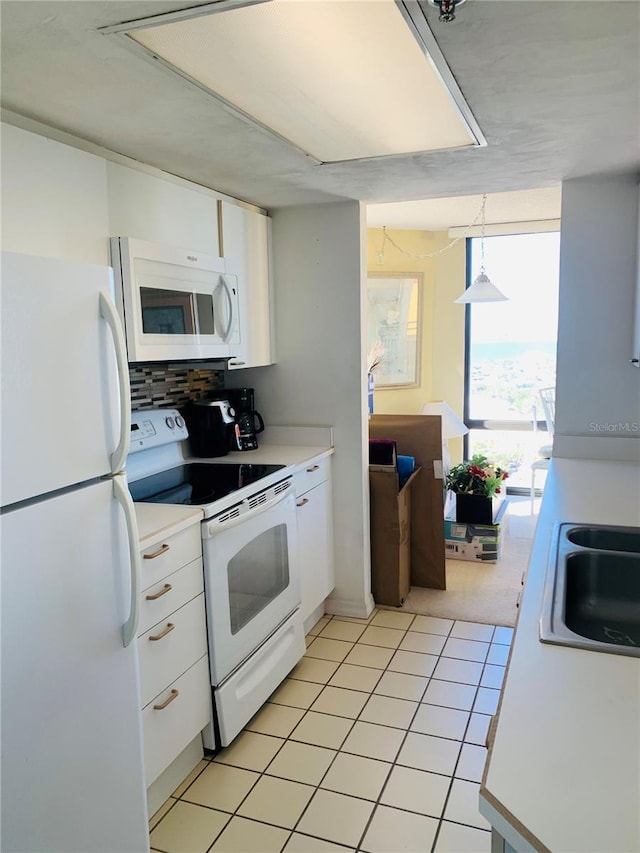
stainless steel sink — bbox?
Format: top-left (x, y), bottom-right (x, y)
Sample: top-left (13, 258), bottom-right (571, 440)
top-left (540, 523), bottom-right (640, 657)
top-left (565, 526), bottom-right (640, 554)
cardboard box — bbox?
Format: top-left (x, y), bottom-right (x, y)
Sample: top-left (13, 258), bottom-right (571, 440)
top-left (444, 500), bottom-right (508, 563)
top-left (369, 464), bottom-right (421, 607)
top-left (369, 415), bottom-right (446, 590)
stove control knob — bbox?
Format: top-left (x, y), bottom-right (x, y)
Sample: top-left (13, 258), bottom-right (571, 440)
top-left (165, 416), bottom-right (175, 429)
top-left (175, 415), bottom-right (185, 429)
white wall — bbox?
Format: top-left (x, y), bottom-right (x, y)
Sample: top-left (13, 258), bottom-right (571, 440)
top-left (236, 203), bottom-right (374, 618)
top-left (555, 173), bottom-right (640, 461)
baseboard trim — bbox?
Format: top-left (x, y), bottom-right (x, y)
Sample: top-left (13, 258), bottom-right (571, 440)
top-left (325, 592), bottom-right (375, 620)
top-left (146, 736), bottom-right (204, 818)
top-left (303, 602), bottom-right (327, 634)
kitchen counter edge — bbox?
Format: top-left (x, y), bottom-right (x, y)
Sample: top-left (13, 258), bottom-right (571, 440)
top-left (480, 456), bottom-right (640, 853)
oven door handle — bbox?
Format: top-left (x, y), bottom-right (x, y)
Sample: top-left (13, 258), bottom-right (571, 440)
top-left (203, 485), bottom-right (293, 538)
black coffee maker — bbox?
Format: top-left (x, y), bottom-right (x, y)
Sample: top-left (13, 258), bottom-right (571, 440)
top-left (182, 398), bottom-right (236, 457)
top-left (229, 388), bottom-right (265, 451)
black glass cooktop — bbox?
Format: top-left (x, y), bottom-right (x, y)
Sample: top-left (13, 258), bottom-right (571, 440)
top-left (129, 463), bottom-right (286, 506)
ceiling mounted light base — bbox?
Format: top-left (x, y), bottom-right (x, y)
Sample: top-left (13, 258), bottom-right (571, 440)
top-left (106, 0), bottom-right (484, 163)
top-left (425, 0), bottom-right (467, 23)
top-left (455, 272), bottom-right (508, 303)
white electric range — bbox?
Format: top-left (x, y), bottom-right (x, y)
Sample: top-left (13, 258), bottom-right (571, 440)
top-left (126, 408), bottom-right (305, 748)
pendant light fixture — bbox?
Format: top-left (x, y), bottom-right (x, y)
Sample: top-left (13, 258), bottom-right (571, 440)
top-left (455, 194), bottom-right (508, 304)
top-left (426, 0), bottom-right (467, 23)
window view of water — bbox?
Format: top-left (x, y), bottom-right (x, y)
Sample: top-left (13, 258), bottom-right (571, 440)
top-left (470, 341), bottom-right (557, 421)
top-left (465, 231), bottom-right (560, 488)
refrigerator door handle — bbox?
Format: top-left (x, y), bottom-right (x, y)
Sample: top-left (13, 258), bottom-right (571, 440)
top-left (99, 292), bottom-right (131, 474)
top-left (113, 473), bottom-right (141, 647)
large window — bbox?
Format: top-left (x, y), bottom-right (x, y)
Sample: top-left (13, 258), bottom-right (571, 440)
top-left (464, 231), bottom-right (560, 490)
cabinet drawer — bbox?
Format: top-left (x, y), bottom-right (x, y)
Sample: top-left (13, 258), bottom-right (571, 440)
top-left (294, 457), bottom-right (328, 497)
top-left (138, 594), bottom-right (207, 708)
top-left (138, 557), bottom-right (204, 637)
top-left (140, 524), bottom-right (201, 587)
top-left (297, 480), bottom-right (335, 624)
top-left (142, 655), bottom-right (211, 786)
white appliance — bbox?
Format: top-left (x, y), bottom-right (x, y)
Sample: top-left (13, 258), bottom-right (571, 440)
top-left (110, 237), bottom-right (240, 363)
top-left (127, 409), bottom-right (305, 748)
top-left (0, 252), bottom-right (149, 853)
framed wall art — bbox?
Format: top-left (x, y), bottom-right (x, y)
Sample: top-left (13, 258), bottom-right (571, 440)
top-left (367, 272), bottom-right (422, 387)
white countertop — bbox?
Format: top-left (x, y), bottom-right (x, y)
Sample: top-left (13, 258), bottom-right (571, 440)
top-left (221, 445), bottom-right (333, 468)
top-left (134, 502), bottom-right (204, 548)
top-left (480, 457), bottom-right (640, 852)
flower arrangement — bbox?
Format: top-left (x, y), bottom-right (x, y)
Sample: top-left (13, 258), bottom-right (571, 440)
top-left (367, 342), bottom-right (385, 375)
top-left (445, 453), bottom-right (508, 499)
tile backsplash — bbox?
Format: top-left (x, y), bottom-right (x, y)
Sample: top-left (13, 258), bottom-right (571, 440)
top-left (129, 365), bottom-right (224, 411)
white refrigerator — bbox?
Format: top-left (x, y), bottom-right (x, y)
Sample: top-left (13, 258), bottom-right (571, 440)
top-left (1, 252), bottom-right (149, 852)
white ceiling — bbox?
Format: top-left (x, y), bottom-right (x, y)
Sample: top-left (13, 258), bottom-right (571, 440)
top-left (367, 187), bottom-right (562, 230)
top-left (1, 1), bottom-right (638, 222)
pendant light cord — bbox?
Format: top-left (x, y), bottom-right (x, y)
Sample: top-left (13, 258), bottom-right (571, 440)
top-left (479, 193), bottom-right (487, 274)
top-left (376, 195), bottom-right (486, 263)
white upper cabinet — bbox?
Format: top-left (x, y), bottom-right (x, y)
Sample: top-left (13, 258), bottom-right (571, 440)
top-left (219, 200), bottom-right (274, 369)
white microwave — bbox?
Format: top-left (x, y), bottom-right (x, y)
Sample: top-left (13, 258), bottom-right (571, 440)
top-left (110, 237), bottom-right (241, 363)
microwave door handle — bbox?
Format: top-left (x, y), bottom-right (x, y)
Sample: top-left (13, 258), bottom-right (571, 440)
top-left (220, 276), bottom-right (233, 342)
top-left (99, 292), bottom-right (131, 474)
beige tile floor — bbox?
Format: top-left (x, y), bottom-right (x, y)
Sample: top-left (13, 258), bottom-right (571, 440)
top-left (149, 610), bottom-right (513, 853)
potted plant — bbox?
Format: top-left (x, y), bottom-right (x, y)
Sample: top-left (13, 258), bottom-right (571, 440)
top-left (445, 454), bottom-right (509, 524)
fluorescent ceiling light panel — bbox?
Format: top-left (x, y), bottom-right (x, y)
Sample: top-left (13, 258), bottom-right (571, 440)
top-left (129, 0), bottom-right (477, 163)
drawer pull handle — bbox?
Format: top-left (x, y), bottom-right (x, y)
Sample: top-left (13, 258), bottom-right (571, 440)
top-left (306, 464), bottom-right (320, 473)
top-left (145, 583), bottom-right (172, 601)
top-left (486, 714), bottom-right (498, 749)
top-left (143, 543), bottom-right (170, 560)
top-left (153, 689), bottom-right (179, 711)
top-left (296, 498), bottom-right (309, 507)
top-left (149, 622), bottom-right (175, 641)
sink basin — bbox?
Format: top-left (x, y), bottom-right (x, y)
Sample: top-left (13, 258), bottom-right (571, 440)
top-left (564, 551), bottom-right (640, 646)
top-left (540, 523), bottom-right (640, 657)
top-left (566, 526), bottom-right (640, 554)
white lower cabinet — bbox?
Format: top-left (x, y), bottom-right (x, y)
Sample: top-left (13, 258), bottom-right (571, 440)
top-left (137, 521), bottom-right (211, 787)
top-left (294, 456), bottom-right (335, 625)
top-left (138, 595), bottom-right (208, 708)
top-left (142, 656), bottom-right (211, 787)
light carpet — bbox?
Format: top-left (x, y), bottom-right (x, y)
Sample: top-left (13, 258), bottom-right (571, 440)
top-left (381, 499), bottom-right (539, 629)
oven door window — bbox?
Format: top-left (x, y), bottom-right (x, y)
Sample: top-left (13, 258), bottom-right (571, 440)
top-left (227, 523), bottom-right (290, 634)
